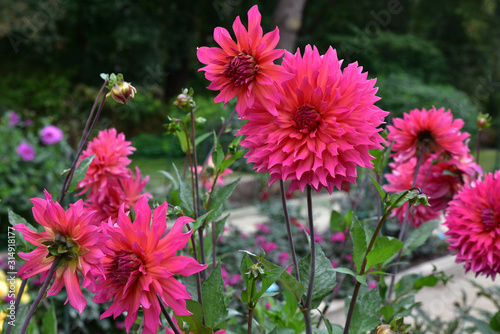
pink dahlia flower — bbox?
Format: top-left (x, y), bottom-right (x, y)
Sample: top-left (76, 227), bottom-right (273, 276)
top-left (78, 128), bottom-right (135, 198)
top-left (238, 45), bottom-right (388, 193)
top-left (84, 167), bottom-right (151, 224)
top-left (387, 107), bottom-right (470, 163)
top-left (16, 142), bottom-right (35, 161)
top-left (444, 171), bottom-right (500, 279)
top-left (93, 198), bottom-right (207, 334)
top-left (7, 110), bottom-right (20, 126)
top-left (40, 125), bottom-right (64, 145)
top-left (384, 153), bottom-right (480, 228)
top-left (13, 190), bottom-right (104, 312)
top-left (197, 5), bottom-right (293, 117)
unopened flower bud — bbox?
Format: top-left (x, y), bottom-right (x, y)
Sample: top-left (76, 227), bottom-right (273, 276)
top-left (376, 325), bottom-right (395, 334)
top-left (477, 113), bottom-right (491, 129)
top-left (174, 93), bottom-right (190, 108)
top-left (108, 82), bottom-right (137, 105)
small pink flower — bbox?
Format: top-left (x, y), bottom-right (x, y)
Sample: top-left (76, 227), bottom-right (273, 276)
top-left (278, 251), bottom-right (290, 265)
top-left (262, 242), bottom-right (278, 253)
top-left (255, 223), bottom-right (272, 234)
top-left (13, 191), bottom-right (104, 312)
top-left (40, 125), bottom-right (63, 145)
top-left (368, 281), bottom-right (377, 290)
top-left (346, 254), bottom-right (353, 262)
top-left (330, 232), bottom-right (346, 243)
top-left (265, 301), bottom-right (271, 310)
top-left (7, 111), bottom-right (20, 126)
top-left (331, 260), bottom-right (338, 268)
top-left (16, 142), bottom-right (35, 161)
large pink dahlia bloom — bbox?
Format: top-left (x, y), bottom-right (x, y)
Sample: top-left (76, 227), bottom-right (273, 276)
top-left (444, 171), bottom-right (500, 279)
top-left (387, 107), bottom-right (470, 163)
top-left (197, 5), bottom-right (293, 117)
top-left (93, 198), bottom-right (207, 334)
top-left (13, 190), bottom-right (104, 312)
top-left (238, 45), bottom-right (388, 193)
top-left (78, 128), bottom-right (135, 197)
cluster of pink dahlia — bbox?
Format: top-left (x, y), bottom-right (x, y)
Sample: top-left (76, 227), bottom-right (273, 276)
top-left (16, 191), bottom-right (207, 333)
top-left (384, 107), bottom-right (481, 227)
top-left (78, 128), bottom-right (151, 223)
top-left (444, 171), bottom-right (500, 279)
top-left (198, 7), bottom-right (387, 193)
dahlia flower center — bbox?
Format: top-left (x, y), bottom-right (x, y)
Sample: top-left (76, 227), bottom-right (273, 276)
top-left (481, 208), bottom-right (499, 230)
top-left (294, 104), bottom-right (321, 133)
top-left (224, 53), bottom-right (259, 87)
top-left (109, 250), bottom-right (145, 284)
top-left (417, 130), bottom-right (436, 149)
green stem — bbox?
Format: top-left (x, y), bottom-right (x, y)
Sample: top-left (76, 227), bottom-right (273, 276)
top-left (247, 275), bottom-right (257, 334)
top-left (476, 129), bottom-right (482, 165)
top-left (303, 184), bottom-right (315, 334)
top-left (158, 295), bottom-right (182, 334)
top-left (279, 180), bottom-right (300, 282)
top-left (344, 191), bottom-right (410, 334)
top-left (190, 107), bottom-right (201, 218)
top-left (20, 257), bottom-right (60, 334)
top-left (186, 225), bottom-right (205, 325)
top-left (58, 80), bottom-right (108, 203)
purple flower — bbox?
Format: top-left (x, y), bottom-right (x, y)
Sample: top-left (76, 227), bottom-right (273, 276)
top-left (7, 111), bottom-right (20, 126)
top-left (16, 142), bottom-right (35, 161)
top-left (40, 125), bottom-right (63, 145)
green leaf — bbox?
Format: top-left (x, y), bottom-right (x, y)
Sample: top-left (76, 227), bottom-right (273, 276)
top-left (298, 244), bottom-right (337, 309)
top-left (413, 275), bottom-right (439, 289)
top-left (41, 301), bottom-right (57, 334)
top-left (176, 300), bottom-right (213, 334)
top-left (211, 132), bottom-right (224, 168)
top-left (252, 266), bottom-right (287, 303)
top-left (219, 150), bottom-right (243, 173)
top-left (346, 284), bottom-right (381, 334)
top-left (330, 210), bottom-right (346, 233)
top-left (68, 154), bottom-right (95, 193)
top-left (379, 305), bottom-right (394, 322)
top-left (350, 218), bottom-right (367, 274)
top-left (207, 178), bottom-right (240, 222)
top-left (195, 132), bottom-right (211, 147)
top-left (202, 263), bottom-right (228, 328)
top-left (175, 129), bottom-right (188, 153)
top-left (490, 312), bottom-right (500, 331)
top-left (239, 254), bottom-right (254, 303)
top-left (173, 164), bottom-right (194, 217)
top-left (369, 175), bottom-right (386, 200)
top-left (404, 220), bottom-right (438, 254)
top-left (366, 237), bottom-right (404, 272)
top-left (259, 258), bottom-right (305, 304)
top-left (8, 210), bottom-right (38, 254)
top-left (394, 274), bottom-right (421, 298)
top-left (158, 170), bottom-right (178, 189)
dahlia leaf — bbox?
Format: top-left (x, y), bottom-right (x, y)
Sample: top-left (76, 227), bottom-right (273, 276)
top-left (68, 154), bottom-right (95, 193)
top-left (176, 300), bottom-right (213, 334)
top-left (365, 237), bottom-right (404, 272)
top-left (258, 258), bottom-right (305, 304)
top-left (368, 175), bottom-right (386, 201)
top-left (404, 220), bottom-right (438, 254)
top-left (195, 132), bottom-right (211, 148)
top-left (219, 150), bottom-right (244, 173)
top-left (351, 218), bottom-right (367, 274)
top-left (173, 164), bottom-right (194, 217)
top-left (240, 253), bottom-right (254, 303)
top-left (202, 263), bottom-right (228, 328)
top-left (394, 274), bottom-right (421, 298)
top-left (252, 266), bottom-right (287, 303)
top-left (298, 244), bottom-right (337, 309)
top-left (8, 210), bottom-right (37, 254)
top-left (413, 274), bottom-right (439, 289)
top-left (345, 284), bottom-right (381, 334)
top-left (329, 210), bottom-right (346, 233)
top-left (212, 131), bottom-right (225, 168)
top-left (158, 170), bottom-right (178, 189)
top-left (203, 215), bottom-right (229, 264)
top-left (207, 178), bottom-right (240, 222)
top-left (41, 300), bottom-right (57, 334)
top-left (490, 312), bottom-right (500, 331)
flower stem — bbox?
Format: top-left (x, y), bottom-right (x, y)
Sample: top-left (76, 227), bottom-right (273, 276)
top-left (279, 180), bottom-right (300, 282)
top-left (158, 295), bottom-right (182, 334)
top-left (201, 108), bottom-right (237, 170)
top-left (190, 107), bottom-right (201, 218)
top-left (20, 257), bottom-right (60, 334)
top-left (344, 191), bottom-right (410, 334)
top-left (247, 275), bottom-right (257, 334)
top-left (303, 184), bottom-right (316, 334)
top-left (5, 279), bottom-right (27, 334)
top-left (58, 80), bottom-right (109, 203)
top-left (186, 225), bottom-right (205, 325)
top-left (476, 129), bottom-right (482, 165)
